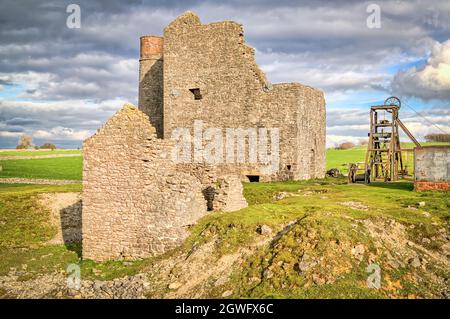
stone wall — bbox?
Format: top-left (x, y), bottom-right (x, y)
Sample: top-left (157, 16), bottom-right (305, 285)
top-left (83, 104), bottom-right (247, 261)
top-left (157, 12), bottom-right (325, 181)
top-left (83, 11), bottom-right (326, 261)
top-left (214, 175), bottom-right (248, 212)
top-left (414, 146), bottom-right (450, 192)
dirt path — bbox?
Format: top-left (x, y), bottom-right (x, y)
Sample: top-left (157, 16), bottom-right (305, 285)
top-left (0, 154), bottom-right (81, 160)
top-left (0, 178), bottom-right (80, 185)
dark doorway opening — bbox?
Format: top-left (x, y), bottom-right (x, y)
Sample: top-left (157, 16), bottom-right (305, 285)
top-left (246, 175), bottom-right (260, 182)
top-left (202, 186), bottom-right (215, 211)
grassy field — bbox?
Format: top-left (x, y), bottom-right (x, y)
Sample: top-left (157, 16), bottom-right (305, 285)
top-left (0, 142), bottom-right (448, 181)
top-left (0, 178), bottom-right (448, 298)
top-left (0, 150), bottom-right (81, 157)
top-left (0, 146), bottom-right (448, 298)
top-left (0, 157), bottom-right (82, 180)
top-left (326, 142), bottom-right (450, 174)
top-left (0, 184), bottom-right (82, 281)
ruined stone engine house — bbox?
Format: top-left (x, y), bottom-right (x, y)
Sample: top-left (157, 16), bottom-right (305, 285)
top-left (82, 12), bottom-right (326, 261)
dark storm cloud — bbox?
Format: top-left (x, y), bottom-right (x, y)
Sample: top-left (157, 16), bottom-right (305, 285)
top-left (0, 79), bottom-right (14, 86)
top-left (5, 117), bottom-right (41, 126)
top-left (0, 0), bottom-right (449, 148)
top-left (1, 0), bottom-right (448, 100)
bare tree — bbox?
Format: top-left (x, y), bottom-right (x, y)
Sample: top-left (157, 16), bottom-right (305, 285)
top-left (40, 143), bottom-right (56, 150)
top-left (425, 133), bottom-right (450, 143)
top-left (16, 134), bottom-right (33, 149)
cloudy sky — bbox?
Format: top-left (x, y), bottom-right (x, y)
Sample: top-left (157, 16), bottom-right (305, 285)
top-left (0, 0), bottom-right (449, 148)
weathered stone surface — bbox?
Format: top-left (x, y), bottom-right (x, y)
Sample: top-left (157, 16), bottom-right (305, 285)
top-left (256, 225), bottom-right (273, 235)
top-left (39, 192), bottom-right (82, 245)
top-left (140, 11), bottom-right (326, 182)
top-left (415, 181), bottom-right (450, 191)
top-left (414, 146), bottom-right (450, 192)
top-left (83, 104), bottom-right (209, 261)
top-left (83, 11), bottom-right (326, 261)
top-left (214, 176), bottom-right (248, 212)
top-left (0, 270), bottom-right (149, 299)
top-left (351, 244), bottom-right (365, 262)
top-left (83, 104), bottom-right (248, 261)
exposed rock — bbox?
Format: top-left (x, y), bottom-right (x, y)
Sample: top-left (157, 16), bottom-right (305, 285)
top-left (38, 192), bottom-right (82, 245)
top-left (168, 282), bottom-right (182, 290)
top-left (257, 225), bottom-right (273, 235)
top-left (326, 168), bottom-right (341, 178)
top-left (340, 201), bottom-right (369, 211)
top-left (312, 274), bottom-right (326, 285)
top-left (0, 271), bottom-right (149, 299)
top-left (408, 257), bottom-right (421, 268)
top-left (351, 244), bottom-right (365, 261)
top-left (274, 192), bottom-right (289, 201)
top-left (263, 269), bottom-right (274, 279)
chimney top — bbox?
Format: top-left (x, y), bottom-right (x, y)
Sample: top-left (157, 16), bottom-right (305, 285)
top-left (140, 36), bottom-right (163, 59)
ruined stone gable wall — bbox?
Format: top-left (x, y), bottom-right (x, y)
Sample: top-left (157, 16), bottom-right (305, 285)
top-left (82, 104), bottom-right (208, 261)
top-left (161, 12), bottom-right (325, 181)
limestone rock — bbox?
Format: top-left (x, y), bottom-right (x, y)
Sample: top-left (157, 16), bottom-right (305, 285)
top-left (257, 225), bottom-right (273, 235)
top-left (351, 244), bottom-right (365, 261)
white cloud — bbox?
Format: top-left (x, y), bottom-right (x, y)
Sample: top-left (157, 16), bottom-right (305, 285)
top-left (33, 126), bottom-right (92, 141)
top-left (326, 105), bottom-right (450, 148)
top-left (0, 131), bottom-right (22, 138)
top-left (392, 39), bottom-right (450, 100)
top-left (1, 0), bottom-right (449, 149)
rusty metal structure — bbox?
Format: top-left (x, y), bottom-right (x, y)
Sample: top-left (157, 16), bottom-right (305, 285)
top-left (364, 96), bottom-right (421, 182)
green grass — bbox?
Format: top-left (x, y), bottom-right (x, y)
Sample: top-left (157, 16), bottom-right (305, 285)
top-left (188, 178), bottom-right (448, 258)
top-left (0, 184), bottom-right (81, 281)
top-left (184, 178), bottom-right (449, 298)
top-left (0, 183), bottom-right (159, 284)
top-left (0, 147), bottom-right (448, 298)
top-left (0, 183), bottom-right (148, 283)
top-left (0, 157), bottom-right (82, 180)
top-left (0, 150), bottom-right (81, 157)
top-left (0, 184), bottom-right (81, 249)
top-left (0, 178), bottom-right (448, 297)
top-left (326, 142), bottom-right (450, 173)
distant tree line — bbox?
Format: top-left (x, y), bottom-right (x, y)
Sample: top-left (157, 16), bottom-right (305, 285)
top-left (424, 134), bottom-right (450, 143)
top-left (335, 142), bottom-right (355, 150)
top-left (16, 135), bottom-right (33, 149)
top-left (333, 139), bottom-right (368, 150)
top-left (16, 134), bottom-right (56, 150)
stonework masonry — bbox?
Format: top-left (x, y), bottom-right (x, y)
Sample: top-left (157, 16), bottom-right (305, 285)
top-left (83, 12), bottom-right (326, 261)
top-left (83, 104), bottom-right (248, 261)
top-left (140, 11), bottom-right (326, 181)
